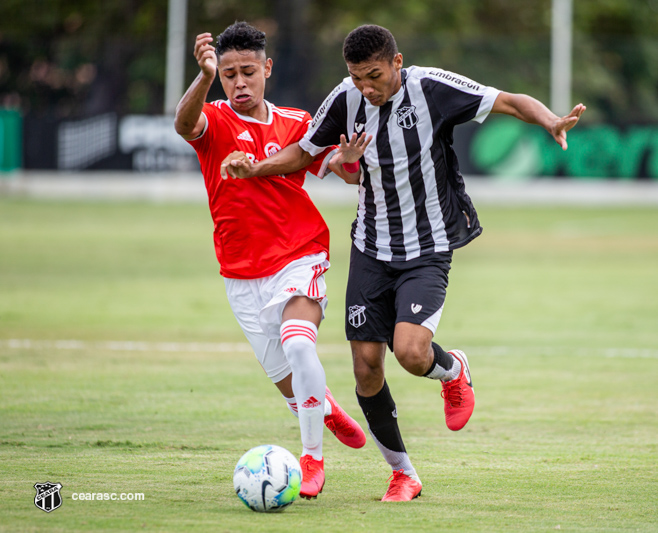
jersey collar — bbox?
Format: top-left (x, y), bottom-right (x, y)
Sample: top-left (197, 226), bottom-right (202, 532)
top-left (227, 100), bottom-right (273, 125)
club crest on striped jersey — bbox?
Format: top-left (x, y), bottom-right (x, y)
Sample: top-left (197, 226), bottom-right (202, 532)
top-left (348, 305), bottom-right (367, 328)
top-left (395, 105), bottom-right (418, 129)
top-left (34, 482), bottom-right (63, 513)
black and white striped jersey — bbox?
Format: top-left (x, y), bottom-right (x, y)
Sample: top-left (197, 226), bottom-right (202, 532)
top-left (299, 66), bottom-right (500, 262)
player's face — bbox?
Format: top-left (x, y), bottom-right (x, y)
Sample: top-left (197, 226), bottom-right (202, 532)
top-left (347, 53), bottom-right (403, 106)
top-left (218, 49), bottom-right (272, 119)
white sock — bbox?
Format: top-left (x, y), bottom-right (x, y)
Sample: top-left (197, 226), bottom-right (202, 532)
top-left (425, 350), bottom-right (462, 381)
top-left (281, 319), bottom-right (326, 461)
top-left (324, 389), bottom-right (332, 417)
top-left (286, 393), bottom-right (329, 418)
top-left (370, 433), bottom-right (418, 480)
top-left (283, 395), bottom-right (298, 418)
top-left (442, 356), bottom-right (462, 382)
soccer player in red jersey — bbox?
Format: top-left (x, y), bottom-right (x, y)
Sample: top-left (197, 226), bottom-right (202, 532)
top-left (174, 22), bottom-right (369, 499)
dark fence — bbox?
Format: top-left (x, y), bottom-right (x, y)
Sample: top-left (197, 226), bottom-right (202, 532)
top-left (5, 111), bottom-right (657, 180)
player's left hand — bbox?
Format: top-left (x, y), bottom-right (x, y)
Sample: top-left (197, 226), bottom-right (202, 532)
top-left (551, 103), bottom-right (586, 150)
top-left (220, 151), bottom-right (252, 179)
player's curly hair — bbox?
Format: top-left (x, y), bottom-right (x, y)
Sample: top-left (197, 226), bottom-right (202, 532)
top-left (343, 25), bottom-right (398, 64)
top-left (216, 21), bottom-right (266, 57)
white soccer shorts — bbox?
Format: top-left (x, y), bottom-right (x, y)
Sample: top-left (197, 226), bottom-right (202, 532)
top-left (224, 252), bottom-right (330, 383)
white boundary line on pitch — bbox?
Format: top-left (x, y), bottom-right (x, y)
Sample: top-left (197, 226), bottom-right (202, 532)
top-left (3, 172), bottom-right (658, 206)
top-left (1, 339), bottom-right (657, 359)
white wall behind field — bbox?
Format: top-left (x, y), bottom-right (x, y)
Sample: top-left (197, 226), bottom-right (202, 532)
top-left (1, 171), bottom-right (658, 206)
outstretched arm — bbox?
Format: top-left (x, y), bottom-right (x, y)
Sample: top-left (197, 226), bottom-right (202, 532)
top-left (492, 92), bottom-right (586, 150)
top-left (220, 142), bottom-right (314, 179)
top-left (174, 33), bottom-right (217, 140)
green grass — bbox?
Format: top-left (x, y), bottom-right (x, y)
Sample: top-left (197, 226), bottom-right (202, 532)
top-left (1, 199), bottom-right (657, 532)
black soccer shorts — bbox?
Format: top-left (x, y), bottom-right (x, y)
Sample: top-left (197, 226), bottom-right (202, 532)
top-left (345, 243), bottom-right (452, 347)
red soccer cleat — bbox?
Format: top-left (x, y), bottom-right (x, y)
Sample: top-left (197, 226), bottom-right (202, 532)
top-left (324, 387), bottom-right (366, 449)
top-left (299, 455), bottom-right (325, 499)
top-left (441, 350), bottom-right (475, 431)
top-left (381, 469), bottom-right (422, 502)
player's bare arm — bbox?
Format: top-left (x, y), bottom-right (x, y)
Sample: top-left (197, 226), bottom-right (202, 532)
top-left (220, 142), bottom-right (313, 180)
top-left (328, 132), bottom-right (373, 185)
top-left (492, 92), bottom-right (586, 150)
top-left (174, 33), bottom-right (217, 140)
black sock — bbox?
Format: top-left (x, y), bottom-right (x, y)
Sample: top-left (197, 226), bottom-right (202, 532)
top-left (356, 380), bottom-right (406, 453)
top-left (423, 342), bottom-right (454, 377)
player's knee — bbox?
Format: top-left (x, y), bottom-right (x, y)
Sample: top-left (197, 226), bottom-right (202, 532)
top-left (282, 296), bottom-right (322, 324)
top-left (352, 357), bottom-right (383, 393)
top-left (350, 341), bottom-right (386, 394)
top-left (393, 343), bottom-right (431, 376)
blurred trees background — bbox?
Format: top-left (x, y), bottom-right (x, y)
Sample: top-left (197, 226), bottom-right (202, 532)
top-left (1, 0), bottom-right (657, 123)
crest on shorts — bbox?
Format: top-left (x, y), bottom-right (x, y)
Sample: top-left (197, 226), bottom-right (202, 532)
top-left (348, 305), bottom-right (367, 328)
top-left (34, 482), bottom-right (63, 513)
top-left (395, 105), bottom-right (418, 129)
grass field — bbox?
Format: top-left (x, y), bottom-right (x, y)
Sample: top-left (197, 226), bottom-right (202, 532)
top-left (1, 199), bottom-right (657, 532)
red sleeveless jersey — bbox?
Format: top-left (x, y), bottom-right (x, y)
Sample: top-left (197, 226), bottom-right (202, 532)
top-left (187, 100), bottom-right (331, 279)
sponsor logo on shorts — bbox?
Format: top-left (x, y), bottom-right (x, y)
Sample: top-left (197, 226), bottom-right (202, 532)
top-left (348, 305), bottom-right (367, 328)
top-left (284, 287), bottom-right (297, 293)
top-left (411, 303), bottom-right (423, 314)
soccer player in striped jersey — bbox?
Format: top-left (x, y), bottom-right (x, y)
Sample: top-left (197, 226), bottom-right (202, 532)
top-left (220, 24), bottom-right (586, 501)
top-left (174, 22), bottom-right (368, 500)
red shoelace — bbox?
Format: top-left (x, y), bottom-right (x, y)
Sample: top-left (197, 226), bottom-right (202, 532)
top-left (384, 469), bottom-right (411, 497)
top-left (441, 378), bottom-right (465, 407)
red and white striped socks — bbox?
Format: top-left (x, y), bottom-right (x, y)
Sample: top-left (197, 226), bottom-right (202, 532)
top-left (280, 319), bottom-right (326, 461)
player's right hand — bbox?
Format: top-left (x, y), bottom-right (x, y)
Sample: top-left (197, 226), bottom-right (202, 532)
top-left (220, 151), bottom-right (253, 180)
top-left (194, 32), bottom-right (217, 78)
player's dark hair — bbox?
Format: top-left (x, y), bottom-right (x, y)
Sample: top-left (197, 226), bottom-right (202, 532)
top-left (216, 21), bottom-right (266, 57)
top-left (343, 25), bottom-right (398, 64)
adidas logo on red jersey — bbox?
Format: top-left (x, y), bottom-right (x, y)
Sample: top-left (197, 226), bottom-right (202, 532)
top-left (302, 396), bottom-right (322, 409)
top-left (237, 130), bottom-right (254, 142)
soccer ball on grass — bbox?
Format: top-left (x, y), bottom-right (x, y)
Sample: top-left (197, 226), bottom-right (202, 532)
top-left (233, 444), bottom-right (302, 512)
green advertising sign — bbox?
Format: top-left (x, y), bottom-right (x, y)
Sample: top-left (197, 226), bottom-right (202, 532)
top-left (0, 109), bottom-right (22, 173)
top-left (471, 117), bottom-right (658, 179)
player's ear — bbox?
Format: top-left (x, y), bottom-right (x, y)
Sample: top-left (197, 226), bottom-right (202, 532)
top-left (393, 53), bottom-right (403, 71)
top-left (264, 58), bottom-right (273, 79)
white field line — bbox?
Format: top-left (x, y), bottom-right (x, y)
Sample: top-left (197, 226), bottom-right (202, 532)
top-left (3, 172), bottom-right (658, 206)
top-left (1, 339), bottom-right (657, 359)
